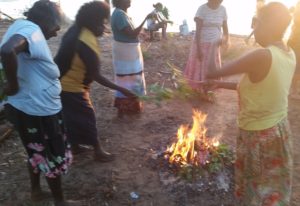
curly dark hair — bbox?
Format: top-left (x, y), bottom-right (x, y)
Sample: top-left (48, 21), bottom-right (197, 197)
top-left (75, 1), bottom-right (110, 30)
top-left (55, 1), bottom-right (110, 77)
top-left (24, 0), bottom-right (62, 30)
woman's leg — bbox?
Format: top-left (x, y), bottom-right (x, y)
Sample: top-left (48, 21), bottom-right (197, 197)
top-left (93, 141), bottom-right (115, 162)
top-left (5, 105), bottom-right (50, 201)
top-left (28, 162), bottom-right (52, 201)
top-left (46, 176), bottom-right (81, 206)
top-left (46, 176), bottom-right (64, 204)
top-left (161, 22), bottom-right (167, 39)
top-left (149, 30), bottom-right (155, 41)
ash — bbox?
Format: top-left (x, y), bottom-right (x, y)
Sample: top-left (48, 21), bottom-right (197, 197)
top-left (147, 146), bottom-right (237, 206)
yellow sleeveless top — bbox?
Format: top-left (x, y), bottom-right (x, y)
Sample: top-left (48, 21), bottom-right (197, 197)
top-left (238, 45), bottom-right (295, 130)
top-left (61, 28), bottom-right (101, 92)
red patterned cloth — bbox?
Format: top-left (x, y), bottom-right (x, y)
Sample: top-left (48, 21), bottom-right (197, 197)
top-left (114, 97), bottom-right (142, 115)
top-left (235, 118), bottom-right (293, 206)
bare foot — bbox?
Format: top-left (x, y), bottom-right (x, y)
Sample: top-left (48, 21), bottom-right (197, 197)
top-left (71, 144), bottom-right (91, 155)
top-left (94, 149), bottom-right (115, 162)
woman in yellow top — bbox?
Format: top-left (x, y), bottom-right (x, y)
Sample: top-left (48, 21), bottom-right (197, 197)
top-left (55, 1), bottom-right (135, 162)
top-left (206, 2), bottom-right (295, 205)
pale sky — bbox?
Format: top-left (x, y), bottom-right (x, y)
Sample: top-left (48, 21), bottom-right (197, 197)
top-left (0, 0), bottom-right (298, 35)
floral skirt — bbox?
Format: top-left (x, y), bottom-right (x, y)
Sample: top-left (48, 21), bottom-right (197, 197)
top-left (235, 118), bottom-right (293, 206)
top-left (4, 104), bottom-right (72, 178)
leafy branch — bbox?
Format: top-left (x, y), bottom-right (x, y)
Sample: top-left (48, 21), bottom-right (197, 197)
top-left (139, 62), bottom-right (216, 105)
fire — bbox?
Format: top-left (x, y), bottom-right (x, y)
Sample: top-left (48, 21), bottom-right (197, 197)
top-left (166, 110), bottom-right (219, 166)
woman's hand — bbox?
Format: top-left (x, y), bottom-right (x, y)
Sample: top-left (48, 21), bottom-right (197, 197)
top-left (3, 81), bottom-right (19, 96)
top-left (202, 80), bottom-right (220, 91)
top-left (120, 88), bottom-right (137, 98)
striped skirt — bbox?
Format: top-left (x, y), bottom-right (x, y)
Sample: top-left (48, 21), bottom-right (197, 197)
top-left (112, 40), bottom-right (146, 114)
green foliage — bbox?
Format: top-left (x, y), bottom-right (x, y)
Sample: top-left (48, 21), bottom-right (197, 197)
top-left (207, 144), bottom-right (234, 173)
top-left (139, 83), bottom-right (174, 106)
top-left (142, 49), bottom-right (151, 60)
top-left (162, 6), bottom-right (170, 19)
top-left (175, 143), bottom-right (234, 181)
top-left (138, 62), bottom-right (216, 104)
top-left (179, 164), bottom-right (206, 181)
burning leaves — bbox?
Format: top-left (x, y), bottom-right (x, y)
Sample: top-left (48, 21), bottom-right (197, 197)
top-left (164, 110), bottom-right (234, 181)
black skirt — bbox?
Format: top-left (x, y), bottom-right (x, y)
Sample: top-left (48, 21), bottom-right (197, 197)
top-left (61, 91), bottom-right (98, 146)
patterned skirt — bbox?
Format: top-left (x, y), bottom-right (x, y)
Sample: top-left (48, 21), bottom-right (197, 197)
top-left (4, 104), bottom-right (72, 178)
top-left (235, 118), bottom-right (293, 206)
top-left (184, 37), bottom-right (221, 89)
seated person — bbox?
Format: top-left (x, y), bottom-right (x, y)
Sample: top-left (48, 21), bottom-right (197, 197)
top-left (146, 2), bottom-right (172, 40)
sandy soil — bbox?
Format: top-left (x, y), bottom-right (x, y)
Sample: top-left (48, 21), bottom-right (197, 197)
top-left (0, 22), bottom-right (300, 206)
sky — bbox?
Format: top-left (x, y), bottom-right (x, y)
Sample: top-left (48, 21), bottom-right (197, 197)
top-left (0, 0), bottom-right (298, 35)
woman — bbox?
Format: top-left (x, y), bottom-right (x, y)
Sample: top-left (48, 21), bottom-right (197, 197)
top-left (206, 2), bottom-right (294, 205)
top-left (55, 1), bottom-right (135, 162)
top-left (184, 0), bottom-right (228, 93)
top-left (111, 0), bottom-right (150, 117)
top-left (0, 1), bottom-right (78, 205)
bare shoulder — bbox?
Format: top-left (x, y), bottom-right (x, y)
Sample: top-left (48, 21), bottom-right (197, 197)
top-left (239, 48), bottom-right (272, 69)
top-left (244, 48), bottom-right (272, 82)
top-left (244, 48), bottom-right (271, 62)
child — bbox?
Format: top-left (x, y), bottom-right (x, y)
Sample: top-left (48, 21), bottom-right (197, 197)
top-left (206, 2), bottom-right (294, 205)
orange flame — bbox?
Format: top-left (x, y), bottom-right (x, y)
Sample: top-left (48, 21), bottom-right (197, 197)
top-left (166, 110), bottom-right (219, 166)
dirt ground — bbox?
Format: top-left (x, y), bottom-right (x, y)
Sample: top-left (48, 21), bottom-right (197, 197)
top-left (0, 22), bottom-right (300, 206)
